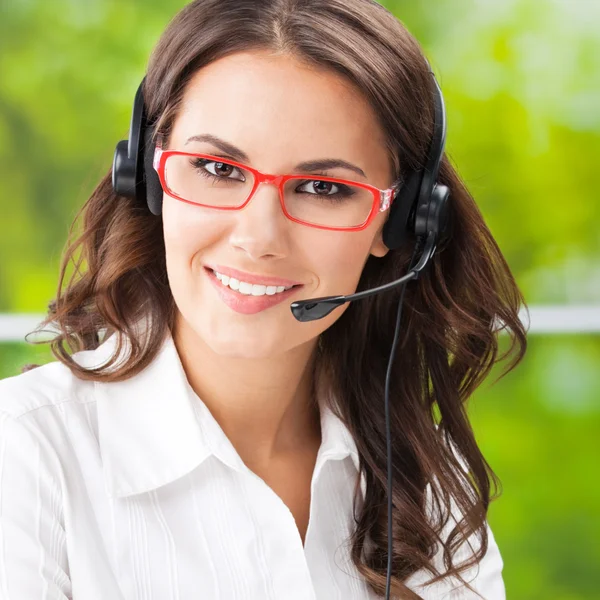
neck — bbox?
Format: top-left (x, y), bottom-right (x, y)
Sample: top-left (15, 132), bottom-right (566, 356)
top-left (172, 316), bottom-right (322, 469)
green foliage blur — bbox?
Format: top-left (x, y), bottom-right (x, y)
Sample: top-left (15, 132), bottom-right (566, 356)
top-left (0, 0), bottom-right (599, 598)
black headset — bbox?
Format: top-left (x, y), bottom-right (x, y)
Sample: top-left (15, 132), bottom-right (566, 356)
top-left (386, 68), bottom-right (450, 252)
top-left (112, 76), bottom-right (163, 216)
top-left (112, 65), bottom-right (451, 600)
top-left (112, 67), bottom-right (449, 254)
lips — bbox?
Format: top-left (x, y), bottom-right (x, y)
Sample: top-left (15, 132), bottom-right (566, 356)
top-left (204, 264), bottom-right (303, 288)
top-left (205, 267), bottom-right (303, 315)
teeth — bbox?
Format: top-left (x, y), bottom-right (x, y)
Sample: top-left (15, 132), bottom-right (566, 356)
top-left (213, 270), bottom-right (293, 296)
top-left (238, 281), bottom-right (253, 295)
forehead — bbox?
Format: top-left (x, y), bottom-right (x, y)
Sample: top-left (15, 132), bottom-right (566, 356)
top-left (169, 50), bottom-right (392, 185)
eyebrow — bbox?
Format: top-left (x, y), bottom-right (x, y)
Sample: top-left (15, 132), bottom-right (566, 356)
top-left (184, 134), bottom-right (367, 178)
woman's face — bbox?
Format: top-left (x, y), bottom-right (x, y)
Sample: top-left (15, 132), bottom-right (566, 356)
top-left (162, 49), bottom-right (393, 359)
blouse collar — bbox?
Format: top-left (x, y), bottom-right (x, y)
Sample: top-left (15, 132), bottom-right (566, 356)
top-left (77, 328), bottom-right (361, 499)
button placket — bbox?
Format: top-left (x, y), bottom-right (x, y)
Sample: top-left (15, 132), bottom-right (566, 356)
top-left (243, 468), bottom-right (317, 600)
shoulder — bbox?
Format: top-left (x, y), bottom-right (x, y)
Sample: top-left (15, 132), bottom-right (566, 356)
top-left (0, 360), bottom-right (93, 420)
top-left (0, 336), bottom-right (119, 420)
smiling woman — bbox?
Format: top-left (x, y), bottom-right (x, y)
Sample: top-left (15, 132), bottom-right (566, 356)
top-left (0, 0), bottom-right (527, 599)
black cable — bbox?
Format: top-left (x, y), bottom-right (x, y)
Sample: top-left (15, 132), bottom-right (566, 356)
top-left (384, 239), bottom-right (423, 599)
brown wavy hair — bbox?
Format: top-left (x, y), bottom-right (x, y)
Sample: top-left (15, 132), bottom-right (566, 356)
top-left (24, 0), bottom-right (528, 597)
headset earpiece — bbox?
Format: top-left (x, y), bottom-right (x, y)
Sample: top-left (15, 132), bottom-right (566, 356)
top-left (382, 67), bottom-right (449, 253)
top-left (144, 125), bottom-right (163, 215)
top-left (382, 168), bottom-right (423, 250)
top-left (112, 77), bottom-right (162, 215)
top-left (112, 80), bottom-right (146, 200)
top-left (112, 139), bottom-right (135, 197)
top-left (414, 183), bottom-right (449, 240)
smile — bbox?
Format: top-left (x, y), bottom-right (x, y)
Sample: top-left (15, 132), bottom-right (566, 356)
top-left (205, 268), bottom-right (303, 315)
top-left (212, 269), bottom-right (295, 296)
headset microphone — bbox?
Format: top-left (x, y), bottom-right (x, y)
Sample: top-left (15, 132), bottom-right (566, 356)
top-left (290, 229), bottom-right (438, 321)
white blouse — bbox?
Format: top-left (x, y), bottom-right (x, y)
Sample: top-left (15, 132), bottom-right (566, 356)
top-left (0, 330), bottom-right (505, 599)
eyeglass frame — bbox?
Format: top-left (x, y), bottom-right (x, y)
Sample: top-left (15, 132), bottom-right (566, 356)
top-left (153, 144), bottom-right (400, 232)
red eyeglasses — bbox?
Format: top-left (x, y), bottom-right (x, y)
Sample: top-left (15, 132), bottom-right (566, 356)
top-left (153, 146), bottom-right (399, 232)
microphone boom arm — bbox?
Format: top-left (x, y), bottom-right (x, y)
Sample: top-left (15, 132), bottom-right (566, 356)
top-left (290, 232), bottom-right (436, 322)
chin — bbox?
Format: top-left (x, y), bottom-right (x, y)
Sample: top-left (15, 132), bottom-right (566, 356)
top-left (223, 349), bottom-right (275, 360)
top-left (207, 338), bottom-right (283, 360)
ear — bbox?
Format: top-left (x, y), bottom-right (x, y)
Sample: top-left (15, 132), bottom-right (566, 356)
top-left (369, 219), bottom-right (390, 258)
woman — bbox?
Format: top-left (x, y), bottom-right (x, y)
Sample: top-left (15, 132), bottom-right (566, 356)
top-left (0, 0), bottom-right (527, 598)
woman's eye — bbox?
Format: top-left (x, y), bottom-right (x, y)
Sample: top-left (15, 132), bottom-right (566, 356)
top-left (191, 158), bottom-right (246, 181)
top-left (203, 160), bottom-right (244, 180)
top-left (297, 180), bottom-right (340, 195)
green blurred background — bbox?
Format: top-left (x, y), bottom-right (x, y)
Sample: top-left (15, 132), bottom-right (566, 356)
top-left (0, 0), bottom-right (598, 597)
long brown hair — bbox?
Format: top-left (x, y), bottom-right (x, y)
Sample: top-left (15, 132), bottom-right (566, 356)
top-left (24, 0), bottom-right (528, 597)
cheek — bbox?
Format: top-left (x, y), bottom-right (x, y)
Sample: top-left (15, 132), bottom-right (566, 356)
top-left (308, 230), bottom-right (376, 293)
top-left (162, 198), bottom-right (226, 273)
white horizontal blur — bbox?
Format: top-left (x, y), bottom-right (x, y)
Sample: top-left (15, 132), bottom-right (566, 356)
top-left (1, 306), bottom-right (600, 342)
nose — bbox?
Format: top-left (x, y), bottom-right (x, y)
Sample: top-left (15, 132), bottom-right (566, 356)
top-left (228, 179), bottom-right (290, 260)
